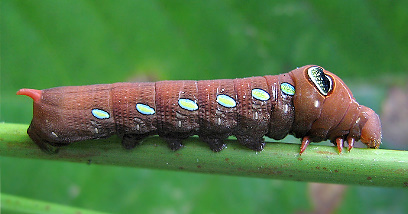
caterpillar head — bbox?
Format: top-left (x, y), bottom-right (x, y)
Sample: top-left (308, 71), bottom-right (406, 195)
top-left (290, 65), bottom-right (381, 150)
top-left (357, 106), bottom-right (382, 148)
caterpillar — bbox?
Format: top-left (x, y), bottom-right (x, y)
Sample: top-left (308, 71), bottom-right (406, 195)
top-left (17, 65), bottom-right (381, 154)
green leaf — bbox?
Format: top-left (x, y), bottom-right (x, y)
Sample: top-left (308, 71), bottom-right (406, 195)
top-left (1, 193), bottom-right (107, 214)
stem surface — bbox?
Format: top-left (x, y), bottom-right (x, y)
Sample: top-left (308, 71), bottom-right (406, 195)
top-left (1, 123), bottom-right (407, 187)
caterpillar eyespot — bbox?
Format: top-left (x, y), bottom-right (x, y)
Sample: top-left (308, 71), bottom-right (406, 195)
top-left (307, 66), bottom-right (333, 96)
top-left (17, 65), bottom-right (382, 154)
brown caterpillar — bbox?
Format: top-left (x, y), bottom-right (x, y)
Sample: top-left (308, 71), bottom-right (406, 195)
top-left (17, 65), bottom-right (381, 154)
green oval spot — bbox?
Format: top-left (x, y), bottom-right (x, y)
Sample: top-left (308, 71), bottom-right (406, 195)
top-left (281, 83), bottom-right (295, 96)
top-left (136, 103), bottom-right (155, 115)
top-left (178, 98), bottom-right (198, 111)
top-left (92, 109), bottom-right (110, 119)
top-left (217, 94), bottom-right (236, 108)
top-left (251, 88), bottom-right (270, 101)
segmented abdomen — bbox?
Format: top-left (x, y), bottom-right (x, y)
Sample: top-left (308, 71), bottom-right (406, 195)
top-left (104, 74), bottom-right (295, 151)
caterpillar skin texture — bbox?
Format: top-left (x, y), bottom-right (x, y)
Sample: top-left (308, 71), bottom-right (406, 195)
top-left (17, 65), bottom-right (381, 154)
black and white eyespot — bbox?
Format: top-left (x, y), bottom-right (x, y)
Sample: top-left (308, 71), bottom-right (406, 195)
top-left (307, 66), bottom-right (333, 96)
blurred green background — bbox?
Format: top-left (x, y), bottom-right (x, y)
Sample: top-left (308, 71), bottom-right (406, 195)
top-left (1, 0), bottom-right (407, 213)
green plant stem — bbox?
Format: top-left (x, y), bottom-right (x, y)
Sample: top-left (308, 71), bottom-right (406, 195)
top-left (1, 123), bottom-right (407, 187)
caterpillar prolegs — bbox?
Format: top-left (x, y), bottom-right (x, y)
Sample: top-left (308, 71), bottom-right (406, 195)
top-left (17, 65), bottom-right (382, 154)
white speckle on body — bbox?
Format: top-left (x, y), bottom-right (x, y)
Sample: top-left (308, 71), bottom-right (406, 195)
top-left (283, 104), bottom-right (289, 113)
top-left (314, 100), bottom-right (320, 108)
top-left (254, 111), bottom-right (259, 120)
top-left (51, 132), bottom-right (58, 138)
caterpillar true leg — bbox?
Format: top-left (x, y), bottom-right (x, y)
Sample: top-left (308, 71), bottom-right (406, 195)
top-left (347, 137), bottom-right (355, 152)
top-left (335, 138), bottom-right (344, 154)
top-left (300, 136), bottom-right (311, 155)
